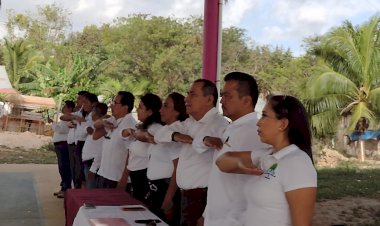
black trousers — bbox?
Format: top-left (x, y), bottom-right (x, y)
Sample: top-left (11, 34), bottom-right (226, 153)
top-left (73, 141), bottom-right (85, 188)
top-left (53, 141), bottom-right (72, 191)
top-left (68, 143), bottom-right (76, 188)
top-left (180, 188), bottom-right (207, 226)
top-left (129, 168), bottom-right (150, 205)
top-left (96, 176), bottom-right (117, 188)
top-left (149, 178), bottom-right (181, 226)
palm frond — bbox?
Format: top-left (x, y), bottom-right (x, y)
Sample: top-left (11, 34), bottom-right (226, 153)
top-left (368, 87), bottom-right (380, 113)
top-left (307, 66), bottom-right (357, 98)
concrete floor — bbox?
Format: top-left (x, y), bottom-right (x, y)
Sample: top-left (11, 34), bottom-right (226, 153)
top-left (0, 164), bottom-right (65, 226)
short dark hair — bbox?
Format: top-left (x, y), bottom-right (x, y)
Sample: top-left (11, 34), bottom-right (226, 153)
top-left (140, 93), bottom-right (163, 129)
top-left (83, 92), bottom-right (99, 104)
top-left (268, 95), bottom-right (313, 163)
top-left (168, 92), bottom-right (188, 121)
top-left (224, 72), bottom-right (259, 108)
top-left (117, 91), bottom-right (135, 113)
top-left (93, 103), bottom-right (108, 116)
top-left (77, 90), bottom-right (89, 96)
top-left (194, 79), bottom-right (218, 106)
top-left (64, 100), bottom-right (75, 110)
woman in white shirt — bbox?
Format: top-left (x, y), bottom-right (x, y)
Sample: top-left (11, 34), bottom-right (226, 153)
top-left (145, 92), bottom-right (188, 226)
top-left (216, 95), bottom-right (317, 226)
top-left (123, 93), bottom-right (163, 204)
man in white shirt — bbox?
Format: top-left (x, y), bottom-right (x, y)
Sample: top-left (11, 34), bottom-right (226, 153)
top-left (82, 103), bottom-right (108, 188)
top-left (61, 92), bottom-right (98, 188)
top-left (154, 79), bottom-right (228, 226)
top-left (50, 100), bottom-right (75, 198)
top-left (202, 72), bottom-right (270, 226)
top-left (62, 91), bottom-right (88, 188)
top-left (93, 91), bottom-right (137, 188)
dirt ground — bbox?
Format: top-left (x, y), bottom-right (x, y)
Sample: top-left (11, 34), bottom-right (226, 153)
top-left (0, 131), bottom-right (379, 225)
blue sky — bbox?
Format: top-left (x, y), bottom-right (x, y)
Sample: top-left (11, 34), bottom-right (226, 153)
top-left (0, 0), bottom-right (379, 56)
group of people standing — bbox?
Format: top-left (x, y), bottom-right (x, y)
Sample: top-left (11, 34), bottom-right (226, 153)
top-left (50, 71), bottom-right (317, 226)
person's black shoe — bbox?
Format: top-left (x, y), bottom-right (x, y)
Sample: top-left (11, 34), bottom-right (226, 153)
top-left (56, 191), bottom-right (65, 198)
top-left (53, 190), bottom-right (63, 196)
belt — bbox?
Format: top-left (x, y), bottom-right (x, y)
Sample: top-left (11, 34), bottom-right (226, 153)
top-left (181, 187), bottom-right (207, 196)
top-left (53, 141), bottom-right (67, 145)
top-left (148, 178), bottom-right (170, 192)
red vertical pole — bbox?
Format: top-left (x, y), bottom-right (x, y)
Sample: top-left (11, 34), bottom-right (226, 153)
top-left (202, 0), bottom-right (220, 83)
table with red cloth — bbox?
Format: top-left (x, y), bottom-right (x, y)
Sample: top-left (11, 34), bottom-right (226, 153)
top-left (64, 189), bottom-right (141, 226)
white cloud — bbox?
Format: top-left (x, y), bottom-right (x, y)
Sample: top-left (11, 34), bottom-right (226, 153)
top-left (247, 0), bottom-right (379, 54)
top-left (168, 0), bottom-right (203, 18)
top-left (0, 0), bottom-right (378, 55)
top-left (223, 0), bottom-right (259, 27)
top-left (104, 0), bottom-right (123, 18)
top-left (75, 0), bottom-right (94, 12)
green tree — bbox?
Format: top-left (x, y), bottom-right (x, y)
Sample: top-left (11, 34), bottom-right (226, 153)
top-left (305, 15), bottom-right (380, 136)
top-left (19, 53), bottom-right (97, 110)
top-left (2, 38), bottom-right (43, 88)
top-left (5, 4), bottom-right (71, 61)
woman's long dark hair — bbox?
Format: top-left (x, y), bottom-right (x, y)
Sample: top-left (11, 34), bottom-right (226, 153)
top-left (140, 93), bottom-right (164, 129)
top-left (268, 95), bottom-right (313, 163)
top-left (168, 92), bottom-right (188, 122)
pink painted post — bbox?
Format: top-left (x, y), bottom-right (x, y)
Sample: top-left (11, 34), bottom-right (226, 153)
top-left (202, 0), bottom-right (220, 83)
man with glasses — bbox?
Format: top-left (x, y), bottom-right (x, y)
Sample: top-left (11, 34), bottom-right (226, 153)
top-left (92, 91), bottom-right (137, 188)
top-left (154, 79), bottom-right (228, 226)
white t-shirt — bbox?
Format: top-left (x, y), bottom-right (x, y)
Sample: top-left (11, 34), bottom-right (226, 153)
top-left (147, 124), bottom-right (181, 180)
top-left (204, 112), bottom-right (271, 226)
top-left (243, 144), bottom-right (317, 226)
top-left (96, 113), bottom-right (137, 181)
top-left (154, 108), bottom-right (228, 189)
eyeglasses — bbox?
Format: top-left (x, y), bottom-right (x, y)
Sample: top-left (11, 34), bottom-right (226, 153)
top-left (111, 100), bottom-right (122, 105)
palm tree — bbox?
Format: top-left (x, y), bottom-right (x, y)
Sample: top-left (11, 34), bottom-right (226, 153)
top-left (305, 15), bottom-right (380, 136)
top-left (97, 77), bottom-right (150, 104)
top-left (3, 38), bottom-right (43, 89)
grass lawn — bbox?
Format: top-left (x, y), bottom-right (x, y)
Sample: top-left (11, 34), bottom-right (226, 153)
top-left (0, 144), bottom-right (57, 164)
top-left (317, 163), bottom-right (380, 200)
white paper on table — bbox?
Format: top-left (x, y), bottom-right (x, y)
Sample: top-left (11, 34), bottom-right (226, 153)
top-left (73, 205), bottom-right (168, 226)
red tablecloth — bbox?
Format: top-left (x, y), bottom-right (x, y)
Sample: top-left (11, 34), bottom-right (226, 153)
top-left (64, 189), bottom-right (141, 226)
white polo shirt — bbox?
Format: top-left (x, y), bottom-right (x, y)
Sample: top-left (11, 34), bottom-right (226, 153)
top-left (127, 123), bottom-right (161, 171)
top-left (154, 108), bottom-right (228, 189)
top-left (89, 135), bottom-right (105, 173)
top-left (204, 112), bottom-right (271, 226)
top-left (243, 144), bottom-right (317, 226)
top-left (52, 120), bottom-right (70, 143)
top-left (67, 110), bottom-right (82, 145)
top-left (96, 113), bottom-right (137, 182)
top-left (147, 124), bottom-right (182, 180)
top-left (75, 112), bottom-right (93, 144)
top-left (82, 124), bottom-right (104, 162)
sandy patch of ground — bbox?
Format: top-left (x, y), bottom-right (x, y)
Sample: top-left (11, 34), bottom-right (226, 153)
top-left (0, 131), bottom-right (51, 149)
top-left (313, 197), bottom-right (380, 225)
